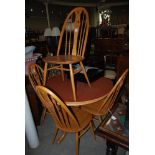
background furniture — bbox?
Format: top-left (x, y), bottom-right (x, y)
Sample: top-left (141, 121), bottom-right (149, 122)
top-left (28, 64), bottom-right (48, 124)
top-left (95, 100), bottom-right (129, 155)
top-left (36, 85), bottom-right (95, 155)
top-left (93, 38), bottom-right (128, 68)
top-left (116, 56), bottom-right (129, 80)
top-left (43, 7), bottom-right (91, 101)
top-left (25, 76), bottom-right (43, 126)
top-left (25, 50), bottom-right (43, 126)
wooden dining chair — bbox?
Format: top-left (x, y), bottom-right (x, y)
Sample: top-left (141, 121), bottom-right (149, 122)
top-left (81, 69), bottom-right (129, 123)
top-left (28, 64), bottom-right (48, 124)
top-left (36, 85), bottom-right (95, 155)
top-left (43, 7), bottom-right (91, 101)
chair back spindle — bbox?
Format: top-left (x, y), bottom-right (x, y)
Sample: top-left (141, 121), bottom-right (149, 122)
top-left (82, 69), bottom-right (129, 117)
top-left (36, 86), bottom-right (80, 130)
top-left (99, 69), bottom-right (129, 114)
top-left (28, 64), bottom-right (43, 91)
top-left (57, 7), bottom-right (89, 58)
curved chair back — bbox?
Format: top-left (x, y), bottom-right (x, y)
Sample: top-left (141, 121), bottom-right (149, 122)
top-left (82, 69), bottom-right (129, 117)
top-left (36, 86), bottom-right (80, 131)
top-left (28, 64), bottom-right (43, 91)
top-left (57, 7), bottom-right (89, 57)
top-left (99, 69), bottom-right (129, 115)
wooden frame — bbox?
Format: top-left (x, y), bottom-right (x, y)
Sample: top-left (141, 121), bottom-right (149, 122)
top-left (28, 64), bottom-right (47, 124)
top-left (81, 69), bottom-right (129, 122)
top-left (43, 7), bottom-right (91, 101)
top-left (36, 85), bottom-right (95, 155)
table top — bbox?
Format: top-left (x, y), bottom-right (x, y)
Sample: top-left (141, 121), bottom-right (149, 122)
top-left (95, 103), bottom-right (129, 150)
top-left (46, 75), bottom-right (113, 106)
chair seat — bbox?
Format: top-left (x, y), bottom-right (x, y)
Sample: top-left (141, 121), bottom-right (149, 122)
top-left (58, 107), bottom-right (93, 132)
top-left (81, 97), bottom-right (107, 116)
top-left (43, 55), bottom-right (84, 64)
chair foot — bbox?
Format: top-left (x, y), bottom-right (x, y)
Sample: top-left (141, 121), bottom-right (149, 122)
top-left (41, 108), bottom-right (47, 125)
top-left (76, 132), bottom-right (80, 155)
top-left (57, 132), bottom-right (67, 144)
top-left (90, 121), bottom-right (96, 140)
top-left (51, 127), bottom-right (59, 144)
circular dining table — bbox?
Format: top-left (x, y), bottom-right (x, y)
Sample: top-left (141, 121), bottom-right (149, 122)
top-left (46, 75), bottom-right (113, 106)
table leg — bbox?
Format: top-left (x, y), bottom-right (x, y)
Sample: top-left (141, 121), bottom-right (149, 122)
top-left (106, 140), bottom-right (118, 155)
top-left (69, 64), bottom-right (76, 101)
top-left (43, 62), bottom-right (48, 86)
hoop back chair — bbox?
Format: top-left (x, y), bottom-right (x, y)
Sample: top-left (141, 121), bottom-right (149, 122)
top-left (43, 7), bottom-right (91, 101)
top-left (36, 85), bottom-right (95, 155)
top-left (81, 69), bottom-right (129, 122)
top-left (28, 64), bottom-right (48, 123)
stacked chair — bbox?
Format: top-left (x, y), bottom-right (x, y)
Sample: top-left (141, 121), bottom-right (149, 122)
top-left (28, 64), bottom-right (48, 124)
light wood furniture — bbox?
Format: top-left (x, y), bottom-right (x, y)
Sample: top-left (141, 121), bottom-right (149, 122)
top-left (43, 7), bottom-right (91, 101)
top-left (28, 64), bottom-right (47, 124)
top-left (81, 69), bottom-right (129, 122)
top-left (36, 85), bottom-right (95, 155)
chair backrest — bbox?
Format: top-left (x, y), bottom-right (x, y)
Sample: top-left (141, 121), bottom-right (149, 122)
top-left (36, 86), bottom-right (80, 130)
top-left (28, 64), bottom-right (43, 91)
top-left (57, 7), bottom-right (89, 57)
top-left (97, 68), bottom-right (129, 115)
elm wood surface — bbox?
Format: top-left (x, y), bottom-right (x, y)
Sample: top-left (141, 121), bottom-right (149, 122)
top-left (36, 86), bottom-right (95, 155)
top-left (46, 75), bottom-right (113, 106)
top-left (81, 69), bottom-right (129, 118)
top-left (43, 7), bottom-right (91, 101)
top-left (28, 64), bottom-right (48, 124)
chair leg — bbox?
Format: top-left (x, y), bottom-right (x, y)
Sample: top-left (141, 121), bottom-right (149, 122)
top-left (79, 62), bottom-right (91, 87)
top-left (99, 116), bottom-right (102, 123)
top-left (41, 108), bottom-right (47, 125)
top-left (57, 132), bottom-right (67, 144)
top-left (51, 127), bottom-right (59, 144)
top-left (60, 64), bottom-right (65, 81)
top-left (76, 132), bottom-right (80, 155)
top-left (69, 64), bottom-right (76, 101)
top-left (90, 121), bottom-right (96, 140)
top-left (43, 62), bottom-right (48, 86)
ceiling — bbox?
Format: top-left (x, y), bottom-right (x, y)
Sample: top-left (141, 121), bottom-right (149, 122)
top-left (26, 0), bottom-right (129, 7)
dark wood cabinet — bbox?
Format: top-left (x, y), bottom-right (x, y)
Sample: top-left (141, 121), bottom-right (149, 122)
top-left (25, 76), bottom-right (43, 126)
top-left (94, 38), bottom-right (128, 56)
